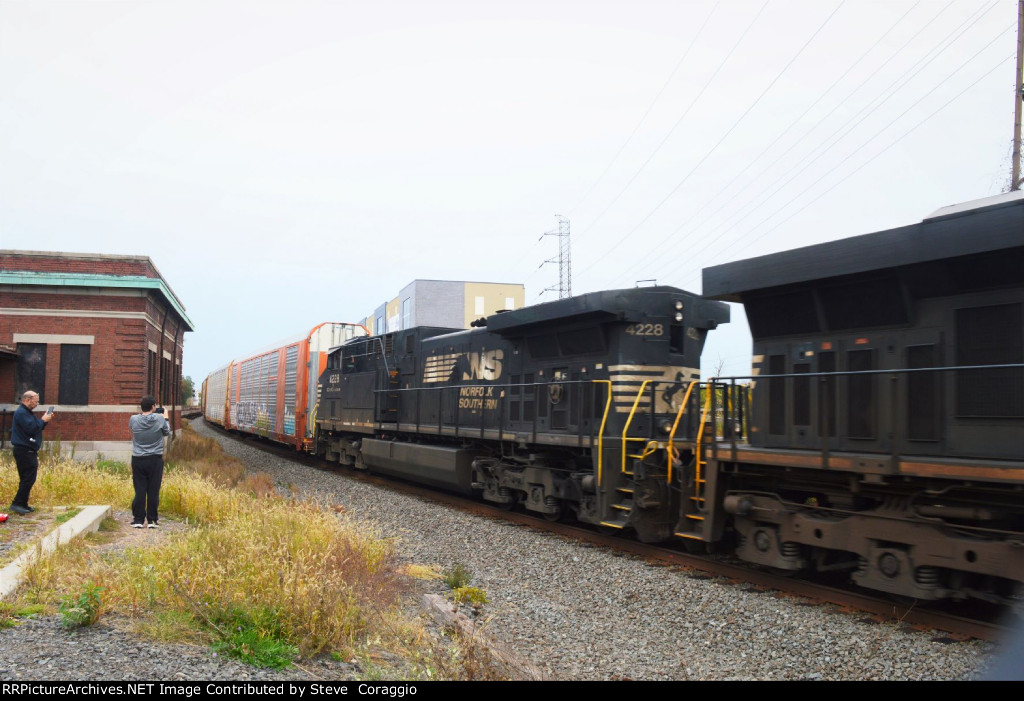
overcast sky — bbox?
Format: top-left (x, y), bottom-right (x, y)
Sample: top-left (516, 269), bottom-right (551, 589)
top-left (1, 0), bottom-right (1020, 383)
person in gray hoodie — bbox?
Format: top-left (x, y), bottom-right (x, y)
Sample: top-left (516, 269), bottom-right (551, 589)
top-left (129, 395), bottom-right (170, 528)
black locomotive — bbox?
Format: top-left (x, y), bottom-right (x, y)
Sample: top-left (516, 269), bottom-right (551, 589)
top-left (314, 287), bottom-right (729, 542)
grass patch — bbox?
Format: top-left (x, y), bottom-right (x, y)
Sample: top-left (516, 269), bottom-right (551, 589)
top-left (2, 424), bottom-right (409, 668)
top-left (55, 507), bottom-right (83, 525)
top-left (98, 517), bottom-right (119, 532)
top-left (95, 460), bottom-right (129, 477)
top-left (209, 606), bottom-right (298, 669)
top-left (0, 424), bottom-right (513, 679)
top-left (403, 564), bottom-right (443, 581)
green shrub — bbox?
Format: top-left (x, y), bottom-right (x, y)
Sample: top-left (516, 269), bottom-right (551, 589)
top-left (443, 563), bottom-right (472, 590)
top-left (58, 583), bottom-right (103, 628)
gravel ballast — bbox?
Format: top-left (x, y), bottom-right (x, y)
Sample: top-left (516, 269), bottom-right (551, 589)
top-left (0, 419), bottom-right (1001, 680)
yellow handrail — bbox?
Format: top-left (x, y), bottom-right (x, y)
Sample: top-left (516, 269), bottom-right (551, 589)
top-left (593, 380), bottom-right (613, 487)
top-left (666, 381), bottom-right (698, 483)
top-left (693, 383), bottom-right (716, 505)
top-left (621, 380), bottom-right (652, 475)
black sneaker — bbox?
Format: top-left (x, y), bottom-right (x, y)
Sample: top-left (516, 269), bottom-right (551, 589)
top-left (25, 506), bottom-right (35, 513)
top-left (9, 505), bottom-right (31, 515)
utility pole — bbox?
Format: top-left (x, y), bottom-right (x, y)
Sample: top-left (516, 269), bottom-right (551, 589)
top-left (1013, 0), bottom-right (1023, 190)
top-left (540, 215), bottom-right (572, 299)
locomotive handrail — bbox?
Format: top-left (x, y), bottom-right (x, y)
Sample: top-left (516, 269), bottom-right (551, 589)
top-left (594, 379), bottom-right (613, 488)
top-left (666, 380), bottom-right (698, 484)
top-left (711, 362), bottom-right (1024, 382)
top-left (621, 380), bottom-right (653, 477)
top-left (702, 361), bottom-right (1024, 468)
top-left (378, 378), bottom-right (607, 443)
top-left (692, 379), bottom-right (716, 512)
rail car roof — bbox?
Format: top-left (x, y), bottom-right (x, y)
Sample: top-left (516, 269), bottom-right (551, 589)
top-left (483, 285), bottom-right (726, 334)
top-left (702, 191), bottom-right (1024, 302)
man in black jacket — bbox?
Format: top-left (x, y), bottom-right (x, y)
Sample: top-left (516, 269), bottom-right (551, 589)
top-left (9, 390), bottom-right (53, 514)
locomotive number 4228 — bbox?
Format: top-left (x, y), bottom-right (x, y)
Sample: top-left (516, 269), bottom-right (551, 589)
top-left (625, 323), bottom-right (664, 336)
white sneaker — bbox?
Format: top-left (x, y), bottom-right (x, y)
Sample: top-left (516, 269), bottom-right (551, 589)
top-left (147, 522), bottom-right (158, 528)
top-left (132, 523), bottom-right (143, 529)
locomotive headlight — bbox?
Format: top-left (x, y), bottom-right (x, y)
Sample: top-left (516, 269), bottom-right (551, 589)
top-left (674, 300), bottom-right (683, 310)
top-left (659, 419), bottom-right (673, 435)
top-left (674, 311), bottom-right (684, 322)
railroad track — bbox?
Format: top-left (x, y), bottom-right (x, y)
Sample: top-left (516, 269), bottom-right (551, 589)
top-left (195, 418), bottom-right (1014, 642)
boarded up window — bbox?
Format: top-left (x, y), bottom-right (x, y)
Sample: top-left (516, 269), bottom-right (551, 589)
top-left (58, 344), bottom-right (90, 405)
top-left (16, 343), bottom-right (46, 403)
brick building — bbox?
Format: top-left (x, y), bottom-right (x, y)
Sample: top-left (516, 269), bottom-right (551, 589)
top-left (0, 251), bottom-right (194, 460)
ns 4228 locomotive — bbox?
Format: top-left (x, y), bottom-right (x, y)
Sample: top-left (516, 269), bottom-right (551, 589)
top-left (314, 287), bottom-right (729, 543)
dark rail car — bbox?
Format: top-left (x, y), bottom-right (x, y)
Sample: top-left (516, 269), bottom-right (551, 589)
top-left (700, 191), bottom-right (1024, 601)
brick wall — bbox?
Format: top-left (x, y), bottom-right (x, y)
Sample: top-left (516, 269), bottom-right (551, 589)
top-left (0, 252), bottom-right (158, 278)
top-left (1, 292), bottom-right (148, 313)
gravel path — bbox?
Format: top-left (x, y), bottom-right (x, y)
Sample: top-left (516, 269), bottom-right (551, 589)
top-left (0, 419), bottom-right (1002, 680)
top-left (191, 420), bottom-right (996, 680)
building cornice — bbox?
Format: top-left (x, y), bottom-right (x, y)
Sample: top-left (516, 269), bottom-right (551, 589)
top-left (0, 271), bottom-right (194, 331)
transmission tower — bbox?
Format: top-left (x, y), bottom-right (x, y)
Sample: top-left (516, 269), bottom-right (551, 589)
top-left (540, 215), bottom-right (572, 299)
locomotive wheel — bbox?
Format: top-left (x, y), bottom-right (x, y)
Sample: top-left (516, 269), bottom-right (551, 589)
top-left (542, 505), bottom-right (563, 522)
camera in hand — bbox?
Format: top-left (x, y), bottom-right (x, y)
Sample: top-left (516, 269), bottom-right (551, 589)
top-left (155, 407), bottom-right (165, 414)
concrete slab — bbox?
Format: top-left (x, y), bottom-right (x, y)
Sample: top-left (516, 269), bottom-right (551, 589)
top-left (0, 505), bottom-right (112, 600)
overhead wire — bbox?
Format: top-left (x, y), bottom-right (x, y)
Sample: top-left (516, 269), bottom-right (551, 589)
top-left (567, 1), bottom-right (721, 218)
top-left (574, 1), bottom-right (845, 287)
top-left (570, 1), bottom-right (770, 245)
top-left (698, 51), bottom-right (1015, 287)
top-left (638, 1), bottom-right (1002, 288)
top-left (672, 50), bottom-right (1017, 292)
top-left (609, 0), bottom-right (926, 287)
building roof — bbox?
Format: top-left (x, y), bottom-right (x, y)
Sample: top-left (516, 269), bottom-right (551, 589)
top-left (702, 192), bottom-right (1024, 302)
top-left (0, 250), bottom-right (194, 330)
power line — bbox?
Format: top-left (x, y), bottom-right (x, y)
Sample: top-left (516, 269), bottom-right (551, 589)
top-left (673, 52), bottom-right (1017, 292)
top-left (570, 1), bottom-right (770, 248)
top-left (567, 1), bottom-right (721, 217)
top-left (637, 1), bottom-right (1002, 288)
top-left (611, 0), bottom-right (925, 287)
top-left (577, 0), bottom-right (845, 284)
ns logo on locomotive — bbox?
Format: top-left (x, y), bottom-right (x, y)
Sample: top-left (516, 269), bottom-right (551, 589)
top-left (206, 192), bottom-right (1024, 604)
